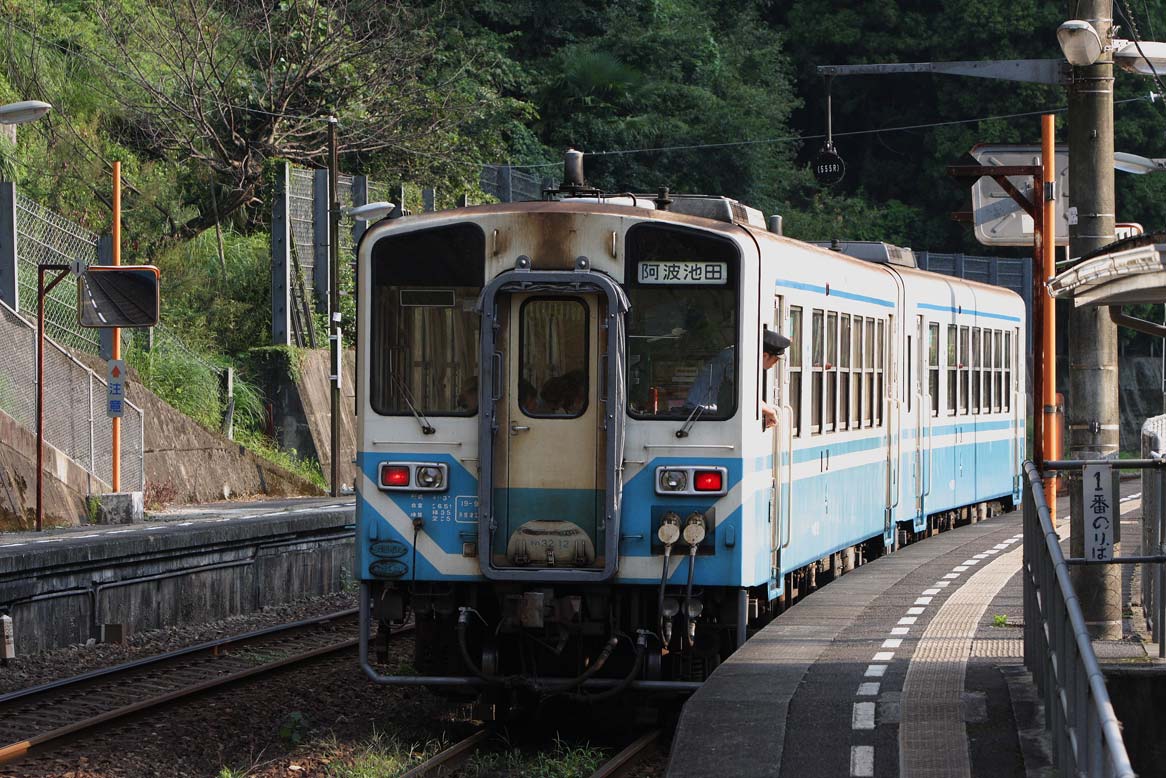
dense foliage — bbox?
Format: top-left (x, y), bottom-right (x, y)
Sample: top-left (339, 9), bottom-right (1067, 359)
top-left (5, 0), bottom-right (1166, 460)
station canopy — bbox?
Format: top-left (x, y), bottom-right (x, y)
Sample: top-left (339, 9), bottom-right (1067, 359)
top-left (1048, 232), bottom-right (1166, 306)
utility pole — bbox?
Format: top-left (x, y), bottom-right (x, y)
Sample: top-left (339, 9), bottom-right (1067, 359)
top-left (327, 117), bottom-right (341, 498)
top-left (1066, 0), bottom-right (1122, 639)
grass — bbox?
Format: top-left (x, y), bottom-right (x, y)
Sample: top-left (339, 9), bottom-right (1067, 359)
top-left (235, 428), bottom-right (327, 491)
top-left (321, 731), bottom-right (449, 777)
top-left (993, 614), bottom-right (1009, 628)
top-left (462, 736), bottom-right (606, 778)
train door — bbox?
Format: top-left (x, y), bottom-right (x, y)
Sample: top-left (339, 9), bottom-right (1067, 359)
top-left (912, 315), bottom-right (927, 526)
top-left (770, 295), bottom-right (792, 579)
top-left (494, 292), bottom-right (602, 569)
top-left (884, 312), bottom-right (898, 544)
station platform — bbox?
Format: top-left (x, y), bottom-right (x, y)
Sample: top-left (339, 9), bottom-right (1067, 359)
top-left (668, 484), bottom-right (1151, 778)
top-left (0, 497), bottom-right (354, 654)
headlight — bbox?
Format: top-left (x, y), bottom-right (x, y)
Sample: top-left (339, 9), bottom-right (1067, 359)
top-left (416, 466), bottom-right (444, 489)
top-left (659, 469), bottom-right (688, 491)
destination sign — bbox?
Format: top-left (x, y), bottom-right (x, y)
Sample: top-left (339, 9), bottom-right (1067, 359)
top-left (637, 261), bottom-right (728, 285)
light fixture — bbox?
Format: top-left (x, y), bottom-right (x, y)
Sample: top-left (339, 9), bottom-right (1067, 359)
top-left (344, 201), bottom-right (397, 221)
top-left (1114, 151), bottom-right (1166, 174)
top-left (1057, 20), bottom-right (1105, 67)
top-left (1114, 40), bottom-right (1166, 75)
top-left (0, 100), bottom-right (52, 125)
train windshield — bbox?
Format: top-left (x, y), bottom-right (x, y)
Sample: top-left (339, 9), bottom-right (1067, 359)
top-left (368, 224), bottom-right (485, 417)
top-left (624, 224), bottom-right (739, 420)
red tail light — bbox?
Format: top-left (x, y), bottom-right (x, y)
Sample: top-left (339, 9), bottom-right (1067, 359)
top-left (694, 470), bottom-right (723, 492)
top-left (381, 465), bottom-right (410, 487)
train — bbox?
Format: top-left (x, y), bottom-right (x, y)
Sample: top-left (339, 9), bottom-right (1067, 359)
top-left (353, 156), bottom-right (1026, 699)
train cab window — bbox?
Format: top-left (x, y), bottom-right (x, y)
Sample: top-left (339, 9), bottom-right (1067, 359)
top-left (624, 224), bottom-right (739, 420)
top-left (958, 326), bottom-right (970, 415)
top-left (825, 312), bottom-right (838, 432)
top-left (811, 309), bottom-right (824, 433)
top-left (971, 328), bottom-right (982, 414)
top-left (369, 224), bottom-right (484, 417)
top-left (789, 307), bottom-right (803, 437)
top-left (928, 322), bottom-right (940, 416)
top-left (839, 314), bottom-right (851, 430)
top-left (851, 317), bottom-right (862, 429)
top-left (946, 325), bottom-right (957, 416)
top-left (520, 299), bottom-right (588, 417)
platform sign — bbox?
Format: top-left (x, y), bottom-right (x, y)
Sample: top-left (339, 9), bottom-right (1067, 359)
top-left (106, 359), bottom-right (126, 419)
top-left (1083, 463), bottom-right (1114, 561)
top-left (970, 144), bottom-right (1069, 247)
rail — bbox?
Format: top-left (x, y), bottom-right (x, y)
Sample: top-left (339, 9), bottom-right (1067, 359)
top-left (1021, 460), bottom-right (1136, 778)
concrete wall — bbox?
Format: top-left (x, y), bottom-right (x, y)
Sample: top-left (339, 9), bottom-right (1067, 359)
top-left (0, 409), bottom-right (107, 530)
top-left (260, 348), bottom-right (357, 493)
top-left (69, 352), bottom-right (323, 508)
top-left (0, 509), bottom-right (353, 654)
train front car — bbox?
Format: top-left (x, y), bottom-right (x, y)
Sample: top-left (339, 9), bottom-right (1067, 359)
top-left (356, 198), bottom-right (773, 696)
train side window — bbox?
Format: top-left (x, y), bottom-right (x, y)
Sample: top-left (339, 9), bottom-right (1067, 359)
top-left (906, 335), bottom-right (913, 413)
top-left (825, 312), bottom-right (838, 432)
top-left (958, 325), bottom-right (970, 415)
top-left (928, 322), bottom-right (939, 417)
top-left (866, 317), bottom-right (876, 427)
top-left (994, 331), bottom-right (1003, 412)
top-left (971, 328), bottom-right (982, 414)
top-left (851, 317), bottom-right (863, 429)
top-left (1004, 331), bottom-right (1013, 412)
top-left (946, 325), bottom-right (957, 416)
top-left (875, 319), bottom-right (884, 427)
top-left (811, 309), bottom-right (824, 434)
top-left (789, 307), bottom-right (803, 437)
top-left (839, 314), bottom-right (851, 431)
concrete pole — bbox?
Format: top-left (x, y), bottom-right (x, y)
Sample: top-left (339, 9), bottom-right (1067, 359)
top-left (1067, 0), bottom-right (1122, 639)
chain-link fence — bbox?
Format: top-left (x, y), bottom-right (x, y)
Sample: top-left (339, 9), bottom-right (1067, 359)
top-left (0, 300), bottom-right (144, 490)
top-left (480, 164), bottom-right (545, 202)
top-left (13, 191), bottom-right (101, 354)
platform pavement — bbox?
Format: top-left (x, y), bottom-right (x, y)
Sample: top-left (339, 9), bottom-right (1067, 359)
top-left (667, 483), bottom-right (1145, 778)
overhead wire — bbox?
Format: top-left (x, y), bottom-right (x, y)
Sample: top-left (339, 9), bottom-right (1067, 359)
top-left (1114, 0), bottom-right (1166, 116)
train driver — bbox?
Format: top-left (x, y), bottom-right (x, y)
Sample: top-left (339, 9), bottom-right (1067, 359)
top-left (686, 329), bottom-right (790, 430)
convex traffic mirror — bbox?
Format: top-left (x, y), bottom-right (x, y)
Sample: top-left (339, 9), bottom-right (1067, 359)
top-left (77, 266), bottom-right (160, 328)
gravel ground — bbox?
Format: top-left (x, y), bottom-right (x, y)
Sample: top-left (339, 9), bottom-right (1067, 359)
top-left (0, 591), bottom-right (362, 698)
top-left (0, 594), bottom-right (675, 778)
top-left (4, 619), bottom-right (472, 778)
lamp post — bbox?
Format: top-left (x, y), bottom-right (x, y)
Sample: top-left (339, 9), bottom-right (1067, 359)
top-left (0, 100), bottom-right (57, 531)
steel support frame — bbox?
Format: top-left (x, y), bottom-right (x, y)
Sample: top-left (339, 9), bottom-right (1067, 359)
top-left (36, 263), bottom-right (70, 531)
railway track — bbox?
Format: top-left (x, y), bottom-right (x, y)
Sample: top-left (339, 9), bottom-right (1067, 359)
top-left (0, 608), bottom-right (408, 765)
top-left (399, 727), bottom-right (663, 778)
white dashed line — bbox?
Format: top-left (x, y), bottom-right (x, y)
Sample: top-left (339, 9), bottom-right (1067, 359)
top-left (973, 553), bottom-right (989, 559)
top-left (852, 702), bottom-right (876, 730)
top-left (857, 682), bottom-right (880, 696)
top-left (993, 543), bottom-right (1009, 549)
top-left (961, 559), bottom-right (980, 566)
top-left (934, 581), bottom-right (951, 587)
top-left (1121, 492), bottom-right (1141, 503)
top-left (897, 617), bottom-right (917, 626)
top-left (882, 638), bottom-right (903, 648)
top-left (177, 522), bottom-right (193, 526)
top-left (0, 543), bottom-right (26, 548)
top-left (915, 597), bottom-right (933, 605)
top-left (922, 588), bottom-right (940, 596)
top-left (74, 534), bottom-right (99, 538)
top-left (873, 651), bottom-right (895, 662)
top-left (953, 565), bottom-right (969, 572)
top-left (891, 627), bottom-right (910, 635)
top-left (943, 573), bottom-right (960, 579)
top-left (851, 745), bottom-right (875, 777)
top-left (907, 606), bottom-right (925, 615)
top-left (865, 664), bottom-right (887, 677)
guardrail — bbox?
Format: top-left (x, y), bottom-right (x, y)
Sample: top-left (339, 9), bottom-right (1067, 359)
top-left (1021, 459), bottom-right (1136, 778)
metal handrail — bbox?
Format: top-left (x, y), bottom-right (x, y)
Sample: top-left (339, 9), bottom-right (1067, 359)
top-left (1021, 460), bottom-right (1137, 778)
